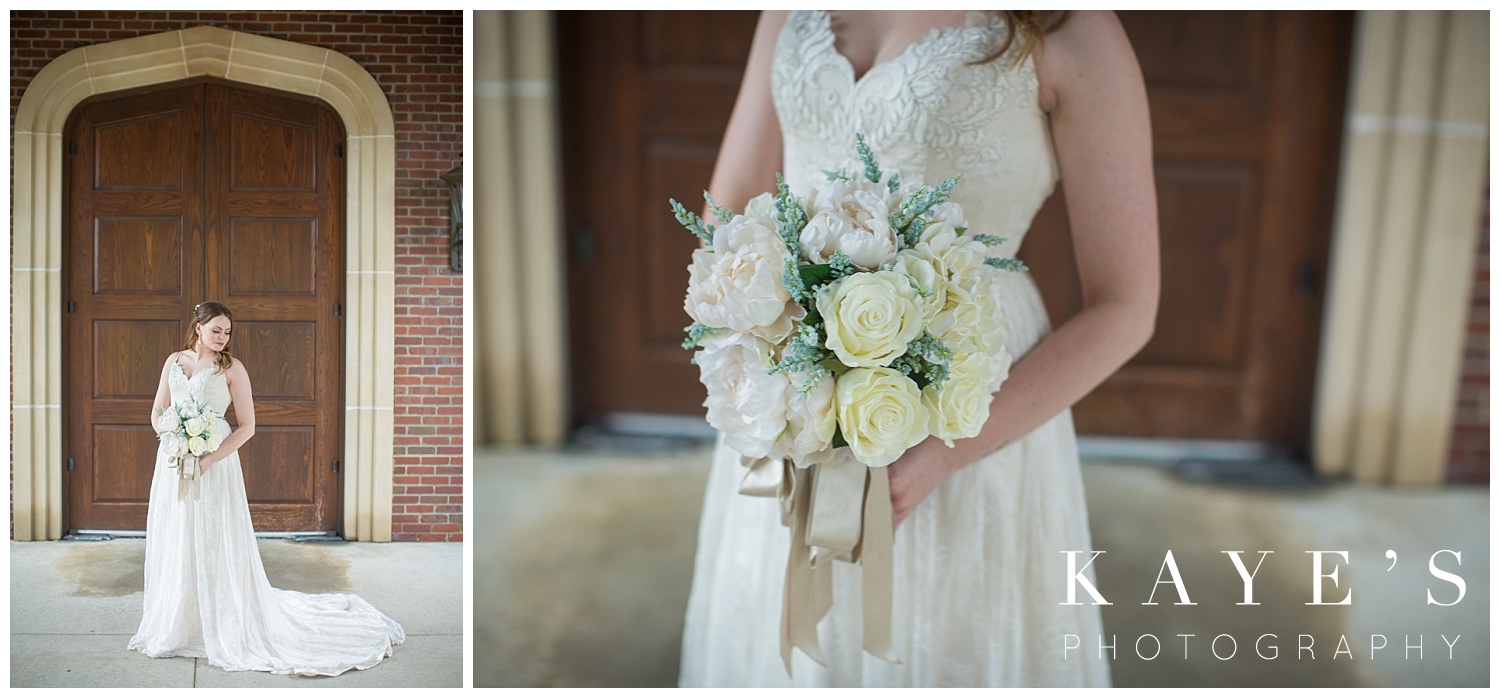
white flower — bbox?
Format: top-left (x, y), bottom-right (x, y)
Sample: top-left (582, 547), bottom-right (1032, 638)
top-left (891, 250), bottom-right (946, 325)
top-left (696, 332), bottom-right (790, 459)
top-left (161, 432), bottom-right (185, 456)
top-left (776, 370), bottom-right (837, 463)
top-left (743, 192), bottom-right (776, 220)
top-left (923, 353), bottom-right (995, 446)
top-left (817, 271), bottom-right (924, 368)
top-left (684, 214), bottom-right (804, 344)
top-left (835, 367), bottom-right (929, 468)
top-left (157, 406), bottom-right (180, 433)
top-left (185, 416), bottom-right (207, 438)
top-left (187, 435), bottom-right (210, 456)
top-left (927, 202), bottom-right (968, 230)
top-left (930, 282), bottom-right (1004, 358)
top-left (800, 180), bottom-right (899, 270)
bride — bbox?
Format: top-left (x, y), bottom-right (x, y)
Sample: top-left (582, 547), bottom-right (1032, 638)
top-left (680, 10), bottom-right (1158, 686)
top-left (128, 301), bottom-right (405, 676)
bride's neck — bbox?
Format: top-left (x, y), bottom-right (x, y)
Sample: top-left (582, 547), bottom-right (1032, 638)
top-left (189, 344), bottom-right (220, 363)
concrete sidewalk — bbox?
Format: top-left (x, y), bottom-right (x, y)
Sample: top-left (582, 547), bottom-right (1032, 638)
top-left (11, 539), bottom-right (462, 687)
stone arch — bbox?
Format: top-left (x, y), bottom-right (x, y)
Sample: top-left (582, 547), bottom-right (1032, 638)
top-left (13, 26), bottom-right (397, 541)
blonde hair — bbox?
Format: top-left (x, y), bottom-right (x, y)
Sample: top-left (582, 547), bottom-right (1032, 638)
top-left (979, 11), bottom-right (1071, 68)
top-left (183, 301), bottom-right (234, 373)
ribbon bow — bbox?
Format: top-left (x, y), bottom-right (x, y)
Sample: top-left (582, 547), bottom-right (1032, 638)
top-left (739, 451), bottom-right (897, 674)
top-left (168, 453), bottom-right (200, 501)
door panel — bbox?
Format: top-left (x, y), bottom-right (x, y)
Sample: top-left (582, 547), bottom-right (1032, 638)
top-left (66, 79), bottom-right (344, 532)
top-left (1022, 11), bottom-right (1352, 449)
top-left (561, 11), bottom-right (1352, 453)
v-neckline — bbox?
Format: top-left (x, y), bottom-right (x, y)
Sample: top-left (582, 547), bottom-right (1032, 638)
top-left (818, 10), bottom-right (988, 87)
top-left (175, 358), bottom-right (213, 382)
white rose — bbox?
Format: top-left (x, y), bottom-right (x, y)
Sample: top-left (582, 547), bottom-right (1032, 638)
top-left (696, 332), bottom-right (789, 459)
top-left (817, 271), bottom-right (924, 368)
top-left (891, 250), bottom-right (946, 325)
top-left (927, 202), bottom-right (968, 230)
top-left (187, 435), bottom-right (210, 456)
top-left (776, 369), bottom-right (837, 463)
top-left (683, 214), bottom-right (804, 344)
top-left (835, 367), bottom-right (929, 468)
top-left (185, 416), bottom-right (207, 438)
top-left (923, 353), bottom-right (995, 446)
top-left (801, 180), bottom-right (899, 270)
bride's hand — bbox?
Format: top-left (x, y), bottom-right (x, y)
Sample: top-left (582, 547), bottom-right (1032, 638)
top-left (886, 437), bottom-right (962, 529)
top-left (198, 453), bottom-right (218, 474)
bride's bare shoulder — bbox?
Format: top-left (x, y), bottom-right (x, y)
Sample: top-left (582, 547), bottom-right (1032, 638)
top-left (1033, 11), bottom-right (1142, 114)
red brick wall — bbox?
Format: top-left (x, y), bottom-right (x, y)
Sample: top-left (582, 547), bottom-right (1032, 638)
top-left (1447, 177), bottom-right (1489, 485)
top-left (10, 11), bottom-right (464, 540)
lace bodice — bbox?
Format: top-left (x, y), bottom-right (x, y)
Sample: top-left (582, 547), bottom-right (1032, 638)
top-left (169, 361), bottom-right (233, 418)
top-left (772, 10), bottom-right (1057, 259)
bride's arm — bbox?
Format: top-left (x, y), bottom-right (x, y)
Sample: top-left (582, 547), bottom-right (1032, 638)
top-left (199, 358), bottom-right (258, 473)
top-left (149, 355), bottom-right (175, 432)
top-left (887, 10), bottom-right (1159, 525)
top-left (704, 10), bottom-right (789, 218)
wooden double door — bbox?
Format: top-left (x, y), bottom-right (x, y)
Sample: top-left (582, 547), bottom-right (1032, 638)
top-left (561, 11), bottom-right (1354, 454)
top-left (65, 78), bottom-right (346, 533)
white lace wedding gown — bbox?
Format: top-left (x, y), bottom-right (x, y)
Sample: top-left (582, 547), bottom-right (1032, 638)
top-left (679, 11), bottom-right (1110, 687)
top-left (128, 361), bottom-right (405, 676)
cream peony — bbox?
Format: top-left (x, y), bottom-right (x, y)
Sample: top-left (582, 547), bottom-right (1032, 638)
top-left (835, 367), bottom-right (929, 468)
top-left (927, 201), bottom-right (968, 230)
top-left (157, 405), bottom-right (180, 433)
top-left (696, 332), bottom-right (790, 459)
top-left (923, 352), bottom-right (996, 446)
top-left (891, 250), bottom-right (946, 325)
top-left (684, 214), bottom-right (803, 344)
top-left (776, 369), bottom-right (837, 463)
top-left (817, 271), bottom-right (924, 368)
top-left (930, 282), bottom-right (1004, 358)
top-left (800, 180), bottom-right (899, 270)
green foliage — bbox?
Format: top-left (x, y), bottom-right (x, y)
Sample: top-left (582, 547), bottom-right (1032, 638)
top-left (968, 233), bottom-right (1006, 246)
top-left (855, 133), bottom-right (883, 184)
top-left (890, 175), bottom-right (962, 248)
top-left (669, 198), bottom-right (714, 242)
top-left (889, 333), bottom-right (954, 391)
top-left (702, 190), bottom-right (735, 225)
top-left (681, 322), bottom-right (723, 349)
top-left (985, 257), bottom-right (1029, 272)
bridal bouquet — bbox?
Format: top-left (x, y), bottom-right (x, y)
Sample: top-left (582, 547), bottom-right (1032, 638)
top-left (156, 397), bottom-right (224, 485)
top-left (675, 135), bottom-right (1026, 671)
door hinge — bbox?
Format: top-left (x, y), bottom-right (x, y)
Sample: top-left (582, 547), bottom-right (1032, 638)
top-left (333, 459), bottom-right (341, 473)
top-left (68, 140), bottom-right (77, 156)
top-left (335, 143), bottom-right (344, 158)
top-left (67, 300), bottom-right (75, 313)
top-left (334, 302), bottom-right (343, 318)
top-left (66, 457), bottom-right (74, 471)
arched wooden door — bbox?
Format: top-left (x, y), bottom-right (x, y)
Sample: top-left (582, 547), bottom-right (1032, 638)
top-left (64, 78), bottom-right (345, 534)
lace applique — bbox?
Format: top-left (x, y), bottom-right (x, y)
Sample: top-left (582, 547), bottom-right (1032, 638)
top-left (771, 10), bottom-right (1058, 254)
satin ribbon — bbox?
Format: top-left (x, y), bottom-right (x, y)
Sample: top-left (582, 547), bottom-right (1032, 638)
top-left (170, 454), bottom-right (200, 501)
top-left (739, 453), bottom-right (898, 674)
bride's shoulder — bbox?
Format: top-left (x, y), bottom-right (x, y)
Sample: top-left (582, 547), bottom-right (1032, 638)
top-left (1033, 11), bottom-right (1141, 113)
